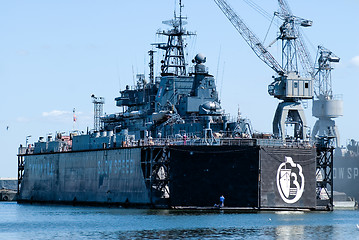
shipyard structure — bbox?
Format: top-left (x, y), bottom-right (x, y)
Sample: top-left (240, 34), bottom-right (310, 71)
top-left (17, 1), bottom-right (333, 211)
top-left (18, 141), bottom-right (319, 210)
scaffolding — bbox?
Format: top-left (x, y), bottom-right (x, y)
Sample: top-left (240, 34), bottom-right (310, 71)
top-left (17, 155), bottom-right (25, 195)
top-left (316, 136), bottom-right (334, 210)
top-left (141, 146), bottom-right (170, 207)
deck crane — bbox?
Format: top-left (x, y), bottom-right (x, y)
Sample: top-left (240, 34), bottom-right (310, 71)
top-left (214, 0), bottom-right (313, 140)
top-left (312, 46), bottom-right (342, 147)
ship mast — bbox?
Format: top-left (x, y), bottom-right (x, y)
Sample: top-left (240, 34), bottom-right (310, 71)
top-left (154, 0), bottom-right (195, 76)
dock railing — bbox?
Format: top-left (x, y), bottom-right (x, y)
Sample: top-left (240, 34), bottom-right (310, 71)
top-left (19, 136), bottom-right (314, 156)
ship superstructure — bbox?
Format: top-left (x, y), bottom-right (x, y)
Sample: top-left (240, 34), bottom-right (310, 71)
top-left (99, 2), bottom-right (252, 143)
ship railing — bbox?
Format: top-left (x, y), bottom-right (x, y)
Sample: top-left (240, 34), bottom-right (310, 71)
top-left (139, 137), bottom-right (312, 147)
top-left (18, 146), bottom-right (34, 155)
top-left (257, 139), bottom-right (285, 147)
top-left (217, 138), bottom-right (256, 146)
top-left (144, 137), bottom-right (314, 147)
top-left (19, 137), bottom-right (314, 155)
top-left (18, 146), bottom-right (27, 155)
top-left (179, 114), bottom-right (232, 124)
top-left (285, 139), bottom-right (314, 147)
top-left (256, 138), bottom-right (314, 147)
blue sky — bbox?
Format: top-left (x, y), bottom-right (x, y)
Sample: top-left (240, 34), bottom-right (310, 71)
top-left (0, 0), bottom-right (358, 178)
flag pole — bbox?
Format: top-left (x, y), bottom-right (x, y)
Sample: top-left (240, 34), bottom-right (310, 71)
top-left (73, 108), bottom-right (76, 130)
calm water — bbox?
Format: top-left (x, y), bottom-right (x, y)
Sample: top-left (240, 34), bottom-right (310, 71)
top-left (1, 202), bottom-right (359, 239)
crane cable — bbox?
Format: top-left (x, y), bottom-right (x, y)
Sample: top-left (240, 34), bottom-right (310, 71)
top-left (241, 0), bottom-right (281, 45)
top-left (242, 0), bottom-right (272, 22)
top-left (242, 0), bottom-right (317, 68)
top-left (263, 14), bottom-right (275, 44)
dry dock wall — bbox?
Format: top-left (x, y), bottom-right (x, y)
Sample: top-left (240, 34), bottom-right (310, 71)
top-left (19, 147), bottom-right (150, 204)
top-left (168, 145), bottom-right (316, 209)
top-left (260, 147), bottom-right (316, 209)
top-left (169, 145), bottom-right (260, 207)
top-left (19, 145), bottom-right (317, 209)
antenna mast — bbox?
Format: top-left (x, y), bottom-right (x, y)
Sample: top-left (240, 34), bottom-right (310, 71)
top-left (154, 0), bottom-right (195, 76)
top-left (148, 50), bottom-right (156, 84)
top-left (179, 0), bottom-right (183, 31)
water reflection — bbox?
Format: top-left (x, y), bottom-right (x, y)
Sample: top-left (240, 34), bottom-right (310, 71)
top-left (275, 225), bottom-right (305, 240)
top-left (112, 225), bottom-right (337, 240)
top-left (273, 225), bottom-right (336, 240)
top-left (1, 203), bottom-right (358, 240)
top-left (115, 227), bottom-right (266, 239)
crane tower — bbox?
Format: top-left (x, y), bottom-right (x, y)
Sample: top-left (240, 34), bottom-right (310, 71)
top-left (312, 46), bottom-right (342, 147)
top-left (214, 0), bottom-right (313, 140)
top-left (91, 94), bottom-right (105, 132)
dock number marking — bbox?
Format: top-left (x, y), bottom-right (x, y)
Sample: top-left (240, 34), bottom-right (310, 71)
top-left (276, 156), bottom-right (305, 204)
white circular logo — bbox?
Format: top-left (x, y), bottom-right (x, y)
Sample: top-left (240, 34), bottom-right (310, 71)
top-left (276, 156), bottom-right (305, 204)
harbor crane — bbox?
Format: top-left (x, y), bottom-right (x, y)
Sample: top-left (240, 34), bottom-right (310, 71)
top-left (214, 0), bottom-right (313, 140)
top-left (275, 0), bottom-right (342, 147)
top-left (312, 46), bottom-right (342, 147)
top-left (274, 0), bottom-right (314, 79)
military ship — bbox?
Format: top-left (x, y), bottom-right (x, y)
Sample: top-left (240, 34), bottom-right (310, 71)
top-left (333, 140), bottom-right (359, 201)
top-left (17, 2), bottom-right (322, 210)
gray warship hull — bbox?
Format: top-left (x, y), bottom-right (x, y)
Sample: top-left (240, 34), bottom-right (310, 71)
top-left (18, 143), bottom-right (317, 210)
top-left (333, 155), bottom-right (359, 201)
